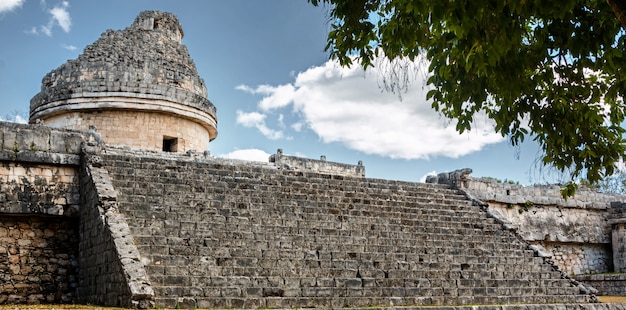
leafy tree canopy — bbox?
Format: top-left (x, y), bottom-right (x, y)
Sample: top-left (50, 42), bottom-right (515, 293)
top-left (309, 0), bottom-right (626, 196)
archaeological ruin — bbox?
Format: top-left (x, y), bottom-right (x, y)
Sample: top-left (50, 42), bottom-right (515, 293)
top-left (30, 10), bottom-right (217, 153)
top-left (2, 10), bottom-right (626, 309)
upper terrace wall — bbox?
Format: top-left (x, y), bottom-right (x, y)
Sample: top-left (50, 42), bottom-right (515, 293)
top-left (270, 149), bottom-right (365, 178)
top-left (0, 121), bottom-right (91, 304)
top-left (428, 169), bottom-right (624, 275)
top-left (0, 121), bottom-right (90, 216)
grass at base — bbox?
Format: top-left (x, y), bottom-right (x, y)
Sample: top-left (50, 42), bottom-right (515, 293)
top-left (0, 305), bottom-right (125, 309)
top-left (5, 299), bottom-right (626, 308)
top-left (599, 296), bottom-right (626, 303)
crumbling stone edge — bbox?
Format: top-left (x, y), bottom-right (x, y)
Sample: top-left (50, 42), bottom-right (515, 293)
top-left (428, 169), bottom-right (600, 303)
top-left (79, 134), bottom-right (155, 308)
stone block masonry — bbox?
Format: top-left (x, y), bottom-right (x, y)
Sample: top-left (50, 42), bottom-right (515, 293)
top-left (0, 216), bottom-right (78, 304)
top-left (77, 139), bottom-right (154, 308)
top-left (0, 121), bottom-right (154, 307)
top-left (577, 273), bottom-right (626, 297)
top-left (30, 11), bottom-right (218, 153)
top-left (102, 148), bottom-right (595, 309)
top-left (3, 121), bottom-right (626, 308)
top-left (270, 148), bottom-right (365, 178)
top-left (0, 121), bottom-right (87, 304)
top-left (0, 162), bottom-right (79, 216)
top-left (42, 110), bottom-right (211, 154)
top-left (0, 121), bottom-right (84, 217)
top-left (428, 169), bottom-right (624, 276)
top-left (0, 121), bottom-right (84, 165)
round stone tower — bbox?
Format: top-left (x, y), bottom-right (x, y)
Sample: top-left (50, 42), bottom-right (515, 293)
top-left (30, 11), bottom-right (217, 153)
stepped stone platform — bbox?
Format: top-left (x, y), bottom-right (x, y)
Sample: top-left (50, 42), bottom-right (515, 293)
top-left (96, 147), bottom-right (597, 308)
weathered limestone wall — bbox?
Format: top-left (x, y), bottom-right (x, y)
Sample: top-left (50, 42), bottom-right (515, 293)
top-left (531, 242), bottom-right (612, 276)
top-left (30, 11), bottom-right (218, 153)
top-left (0, 121), bottom-right (86, 304)
top-left (0, 121), bottom-right (84, 163)
top-left (102, 148), bottom-right (594, 309)
top-left (0, 163), bottom-right (79, 216)
top-left (473, 181), bottom-right (617, 275)
top-left (30, 11), bottom-right (214, 115)
top-left (0, 121), bottom-right (84, 217)
top-left (77, 141), bottom-right (154, 308)
top-left (0, 216), bottom-right (79, 305)
top-left (577, 273), bottom-right (626, 296)
top-left (427, 169), bottom-right (624, 275)
top-left (270, 148), bottom-right (365, 177)
top-left (481, 199), bottom-right (612, 275)
top-left (43, 110), bottom-right (211, 153)
top-left (0, 121), bottom-right (154, 307)
top-left (462, 177), bottom-right (621, 209)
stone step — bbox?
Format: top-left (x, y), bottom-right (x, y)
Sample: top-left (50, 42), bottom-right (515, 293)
top-left (150, 283), bottom-right (580, 297)
top-left (131, 241), bottom-right (526, 261)
top-left (118, 204), bottom-right (483, 222)
top-left (143, 265), bottom-right (566, 286)
top-left (151, 293), bottom-right (588, 309)
top-left (105, 177), bottom-right (462, 197)
top-left (129, 230), bottom-right (524, 252)
top-left (152, 294), bottom-right (590, 310)
top-left (140, 258), bottom-right (559, 282)
top-left (122, 218), bottom-right (505, 237)
top-left (115, 189), bottom-right (473, 208)
top-left (119, 209), bottom-right (493, 228)
top-left (140, 250), bottom-right (546, 265)
top-left (159, 242), bottom-right (519, 256)
top-left (145, 275), bottom-right (575, 290)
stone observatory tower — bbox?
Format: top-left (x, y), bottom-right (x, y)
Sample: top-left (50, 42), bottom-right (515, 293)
top-left (30, 11), bottom-right (217, 153)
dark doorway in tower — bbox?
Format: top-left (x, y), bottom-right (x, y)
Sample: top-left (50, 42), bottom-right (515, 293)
top-left (163, 136), bottom-right (178, 152)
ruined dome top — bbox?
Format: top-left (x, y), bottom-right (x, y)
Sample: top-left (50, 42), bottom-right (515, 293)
top-left (130, 10), bottom-right (184, 42)
top-left (29, 10), bottom-right (217, 138)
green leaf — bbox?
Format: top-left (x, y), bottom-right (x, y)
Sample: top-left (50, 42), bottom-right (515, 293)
top-left (312, 0), bottom-right (626, 197)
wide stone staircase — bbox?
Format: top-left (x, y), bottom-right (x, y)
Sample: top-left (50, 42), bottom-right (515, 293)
top-left (102, 152), bottom-right (592, 308)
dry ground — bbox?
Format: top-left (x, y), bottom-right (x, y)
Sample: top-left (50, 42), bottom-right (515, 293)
top-left (0, 306), bottom-right (124, 309)
top-left (599, 296), bottom-right (626, 303)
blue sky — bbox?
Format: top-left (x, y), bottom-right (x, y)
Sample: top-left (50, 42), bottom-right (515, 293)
top-left (0, 0), bottom-right (561, 184)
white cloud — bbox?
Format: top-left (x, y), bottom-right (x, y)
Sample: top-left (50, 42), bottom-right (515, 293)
top-left (277, 114), bottom-right (285, 128)
top-left (61, 43), bottom-right (76, 50)
top-left (237, 55), bottom-right (505, 160)
top-left (28, 1), bottom-right (71, 36)
top-left (14, 115), bottom-right (27, 124)
top-left (0, 114), bottom-right (27, 124)
top-left (219, 149), bottom-right (272, 162)
top-left (236, 84), bottom-right (296, 111)
top-left (0, 0), bottom-right (24, 13)
top-left (235, 110), bottom-right (287, 140)
top-left (25, 26), bottom-right (38, 35)
top-left (39, 24), bottom-right (52, 36)
top-left (419, 171), bottom-right (438, 183)
top-left (49, 1), bottom-right (70, 33)
top-left (235, 111), bottom-right (265, 127)
top-left (234, 84), bottom-right (254, 93)
top-left (291, 121), bottom-right (304, 132)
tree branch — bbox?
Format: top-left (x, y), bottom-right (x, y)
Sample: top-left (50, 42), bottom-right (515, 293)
top-left (607, 0), bottom-right (626, 29)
